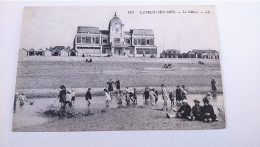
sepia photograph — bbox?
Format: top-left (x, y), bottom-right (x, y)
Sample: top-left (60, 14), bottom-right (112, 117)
top-left (12, 5), bottom-right (225, 132)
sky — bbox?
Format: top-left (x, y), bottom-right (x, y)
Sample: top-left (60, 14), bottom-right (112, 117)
top-left (20, 5), bottom-right (220, 53)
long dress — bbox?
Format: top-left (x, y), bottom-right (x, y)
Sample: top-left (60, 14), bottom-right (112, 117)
top-left (105, 91), bottom-right (111, 101)
top-left (149, 91), bottom-right (156, 106)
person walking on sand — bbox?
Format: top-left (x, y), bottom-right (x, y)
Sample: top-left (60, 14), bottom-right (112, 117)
top-left (161, 84), bottom-right (168, 110)
top-left (58, 85), bottom-right (67, 107)
top-left (211, 78), bottom-right (217, 91)
top-left (104, 88), bottom-right (111, 107)
top-left (201, 98), bottom-right (217, 122)
top-left (85, 88), bottom-right (92, 107)
top-left (169, 90), bottom-right (175, 108)
top-left (143, 87), bottom-right (150, 105)
top-left (176, 85), bottom-right (182, 104)
top-left (126, 87), bottom-right (134, 105)
top-left (117, 90), bottom-right (124, 104)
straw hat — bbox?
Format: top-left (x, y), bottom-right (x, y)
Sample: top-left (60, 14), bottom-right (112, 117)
top-left (193, 99), bottom-right (200, 103)
top-left (183, 99), bottom-right (188, 103)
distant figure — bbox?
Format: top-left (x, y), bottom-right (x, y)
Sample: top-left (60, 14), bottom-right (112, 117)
top-left (191, 99), bottom-right (203, 121)
top-left (211, 78), bottom-right (217, 91)
top-left (153, 87), bottom-right (159, 104)
top-left (104, 88), bottom-right (111, 107)
top-left (107, 79), bottom-right (114, 92)
top-left (164, 64), bottom-right (168, 68)
top-left (82, 54), bottom-right (85, 57)
top-left (71, 89), bottom-right (77, 106)
top-left (117, 90), bottom-right (124, 104)
top-left (201, 98), bottom-right (217, 122)
top-left (181, 85), bottom-right (188, 100)
top-left (58, 85), bottom-right (67, 107)
top-left (161, 84), bottom-right (168, 109)
top-left (126, 87), bottom-right (134, 105)
top-left (176, 99), bottom-right (191, 120)
top-left (18, 93), bottom-right (27, 106)
top-left (175, 86), bottom-right (182, 104)
top-left (149, 87), bottom-right (157, 107)
top-left (115, 79), bottom-right (121, 90)
top-left (14, 92), bottom-right (19, 111)
top-left (169, 90), bottom-right (175, 108)
top-left (85, 59), bottom-right (88, 62)
top-left (85, 88), bottom-right (92, 107)
top-left (143, 87), bottom-right (150, 105)
top-left (89, 58), bottom-right (92, 63)
top-left (133, 88), bottom-right (138, 104)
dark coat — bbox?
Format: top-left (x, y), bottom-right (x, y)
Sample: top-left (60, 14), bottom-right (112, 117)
top-left (176, 89), bottom-right (182, 101)
top-left (58, 89), bottom-right (66, 103)
top-left (201, 104), bottom-right (217, 121)
top-left (115, 81), bottom-right (120, 90)
top-left (177, 104), bottom-right (191, 117)
top-left (107, 81), bottom-right (114, 91)
top-left (85, 91), bottom-right (92, 100)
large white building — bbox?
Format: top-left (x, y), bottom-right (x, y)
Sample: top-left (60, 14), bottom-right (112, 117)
top-left (73, 12), bottom-right (157, 57)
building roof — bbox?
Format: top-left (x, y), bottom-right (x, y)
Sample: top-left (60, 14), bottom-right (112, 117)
top-left (51, 46), bottom-right (67, 51)
top-left (28, 48), bottom-right (36, 51)
top-left (20, 48), bottom-right (27, 51)
top-left (124, 31), bottom-right (131, 35)
top-left (77, 26), bottom-right (100, 34)
top-left (109, 12), bottom-right (122, 26)
top-left (131, 29), bottom-right (154, 35)
top-left (191, 49), bottom-right (219, 54)
top-left (100, 30), bottom-right (109, 35)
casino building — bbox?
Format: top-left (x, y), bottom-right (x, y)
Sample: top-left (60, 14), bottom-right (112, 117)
top-left (73, 12), bottom-right (157, 57)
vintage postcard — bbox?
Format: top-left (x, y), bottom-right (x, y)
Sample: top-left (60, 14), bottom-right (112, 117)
top-left (13, 5), bottom-right (225, 132)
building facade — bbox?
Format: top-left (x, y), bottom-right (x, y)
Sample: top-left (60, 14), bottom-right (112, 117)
top-left (160, 49), bottom-right (180, 58)
top-left (73, 12), bottom-right (157, 57)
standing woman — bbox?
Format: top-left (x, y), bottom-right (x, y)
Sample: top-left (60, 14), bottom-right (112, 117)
top-left (107, 79), bottom-right (114, 92)
top-left (181, 85), bottom-right (188, 101)
top-left (169, 90), bottom-right (175, 108)
top-left (85, 88), bottom-right (92, 107)
top-left (149, 87), bottom-right (156, 107)
top-left (161, 84), bottom-right (168, 109)
top-left (58, 85), bottom-right (67, 107)
top-left (176, 85), bottom-right (182, 104)
top-left (104, 88), bottom-right (112, 107)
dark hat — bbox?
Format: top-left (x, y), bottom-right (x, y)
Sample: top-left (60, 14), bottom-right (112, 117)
top-left (193, 99), bottom-right (200, 103)
top-left (88, 88), bottom-right (91, 90)
top-left (203, 98), bottom-right (209, 103)
top-left (161, 84), bottom-right (165, 87)
top-left (60, 85), bottom-right (66, 89)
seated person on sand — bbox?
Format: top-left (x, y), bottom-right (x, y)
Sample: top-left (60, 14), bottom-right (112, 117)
top-left (18, 93), bottom-right (27, 105)
top-left (191, 99), bottom-right (203, 121)
top-left (201, 98), bottom-right (217, 122)
top-left (176, 99), bottom-right (191, 119)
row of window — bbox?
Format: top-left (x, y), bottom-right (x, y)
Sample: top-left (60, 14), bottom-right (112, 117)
top-left (133, 38), bottom-right (154, 45)
top-left (76, 36), bottom-right (153, 45)
top-left (77, 47), bottom-right (101, 49)
top-left (136, 48), bottom-right (157, 54)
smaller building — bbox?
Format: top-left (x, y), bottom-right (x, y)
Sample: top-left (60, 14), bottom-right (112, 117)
top-left (160, 49), bottom-right (180, 58)
top-left (187, 49), bottom-right (219, 59)
top-left (36, 49), bottom-right (45, 56)
top-left (18, 48), bottom-right (28, 57)
top-left (27, 48), bottom-right (36, 56)
top-left (69, 49), bottom-right (78, 56)
top-left (45, 49), bottom-right (52, 56)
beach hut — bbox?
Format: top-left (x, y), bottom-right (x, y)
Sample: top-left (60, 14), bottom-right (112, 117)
top-left (18, 48), bottom-right (28, 56)
top-left (36, 49), bottom-right (45, 56)
top-left (60, 49), bottom-right (69, 56)
top-left (45, 49), bottom-right (52, 56)
top-left (69, 49), bottom-right (78, 56)
top-left (28, 48), bottom-right (36, 56)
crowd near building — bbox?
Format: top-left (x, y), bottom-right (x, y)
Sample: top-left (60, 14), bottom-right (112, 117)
top-left (18, 12), bottom-right (219, 59)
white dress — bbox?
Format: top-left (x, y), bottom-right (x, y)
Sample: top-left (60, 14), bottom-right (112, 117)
top-left (105, 91), bottom-right (111, 101)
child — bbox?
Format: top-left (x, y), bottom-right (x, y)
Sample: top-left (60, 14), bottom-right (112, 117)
top-left (169, 90), bottom-right (175, 108)
top-left (104, 88), bottom-right (111, 107)
top-left (117, 90), bottom-right (124, 104)
top-left (18, 93), bottom-right (27, 106)
top-left (71, 89), bottom-right (77, 106)
top-left (161, 84), bottom-right (168, 109)
top-left (85, 88), bottom-right (92, 107)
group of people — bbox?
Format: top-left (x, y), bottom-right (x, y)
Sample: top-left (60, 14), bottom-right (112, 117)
top-left (173, 97), bottom-right (217, 122)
